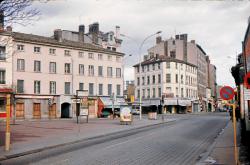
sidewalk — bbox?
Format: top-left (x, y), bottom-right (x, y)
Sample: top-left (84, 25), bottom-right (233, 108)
top-left (0, 115), bottom-right (176, 160)
top-left (198, 120), bottom-right (240, 165)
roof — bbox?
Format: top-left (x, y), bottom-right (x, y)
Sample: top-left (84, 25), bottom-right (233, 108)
top-left (133, 55), bottom-right (197, 68)
top-left (0, 31), bottom-right (124, 56)
top-left (196, 44), bottom-right (207, 55)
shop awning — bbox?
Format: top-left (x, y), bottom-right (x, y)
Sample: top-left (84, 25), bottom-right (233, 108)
top-left (178, 99), bottom-right (192, 106)
top-left (164, 98), bottom-right (178, 105)
top-left (141, 99), bottom-right (161, 107)
top-left (99, 97), bottom-right (127, 108)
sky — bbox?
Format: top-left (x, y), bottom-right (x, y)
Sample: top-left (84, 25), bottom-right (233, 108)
top-left (13, 0), bottom-right (250, 87)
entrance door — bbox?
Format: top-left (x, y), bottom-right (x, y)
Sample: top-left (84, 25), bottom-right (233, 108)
top-left (61, 103), bottom-right (70, 118)
top-left (33, 103), bottom-right (41, 119)
top-left (16, 103), bottom-right (25, 119)
top-left (49, 103), bottom-right (56, 119)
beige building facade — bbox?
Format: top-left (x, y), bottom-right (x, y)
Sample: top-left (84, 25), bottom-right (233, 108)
top-left (0, 27), bottom-right (124, 119)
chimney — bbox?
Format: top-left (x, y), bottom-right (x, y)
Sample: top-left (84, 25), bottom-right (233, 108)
top-left (0, 10), bottom-right (4, 31)
top-left (191, 40), bottom-right (195, 44)
top-left (54, 29), bottom-right (62, 42)
top-left (79, 24), bottom-right (85, 42)
top-left (180, 34), bottom-right (188, 41)
top-left (6, 26), bottom-right (12, 32)
top-left (89, 22), bottom-right (99, 34)
top-left (115, 25), bottom-right (120, 39)
top-left (156, 36), bottom-right (162, 44)
top-left (175, 35), bottom-right (179, 40)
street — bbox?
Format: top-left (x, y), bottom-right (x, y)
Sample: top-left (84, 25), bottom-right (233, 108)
top-left (0, 113), bottom-right (229, 165)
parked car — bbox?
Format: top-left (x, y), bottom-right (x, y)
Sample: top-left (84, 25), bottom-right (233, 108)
top-left (132, 105), bottom-right (140, 115)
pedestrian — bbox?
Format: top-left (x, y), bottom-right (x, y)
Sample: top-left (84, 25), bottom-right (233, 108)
top-left (228, 106), bottom-right (232, 121)
top-left (235, 106), bottom-right (240, 122)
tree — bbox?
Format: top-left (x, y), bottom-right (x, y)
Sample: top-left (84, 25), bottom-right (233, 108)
top-left (0, 0), bottom-right (46, 26)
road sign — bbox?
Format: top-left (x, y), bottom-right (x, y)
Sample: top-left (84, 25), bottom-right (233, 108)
top-left (220, 86), bottom-right (235, 100)
top-left (244, 72), bottom-right (250, 88)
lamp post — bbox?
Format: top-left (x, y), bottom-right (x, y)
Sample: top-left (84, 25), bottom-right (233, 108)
top-left (121, 31), bottom-right (162, 120)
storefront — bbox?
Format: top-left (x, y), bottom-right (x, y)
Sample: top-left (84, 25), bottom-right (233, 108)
top-left (0, 88), bottom-right (13, 118)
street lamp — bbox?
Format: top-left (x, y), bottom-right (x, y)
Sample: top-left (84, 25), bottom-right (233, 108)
top-left (121, 31), bottom-right (162, 120)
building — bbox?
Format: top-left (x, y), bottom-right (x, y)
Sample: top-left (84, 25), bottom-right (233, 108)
top-left (231, 16), bottom-right (250, 135)
top-left (147, 34), bottom-right (216, 112)
top-left (134, 56), bottom-right (198, 113)
top-left (0, 25), bottom-right (124, 119)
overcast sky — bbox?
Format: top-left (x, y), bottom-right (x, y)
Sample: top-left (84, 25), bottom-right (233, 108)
top-left (13, 0), bottom-right (250, 87)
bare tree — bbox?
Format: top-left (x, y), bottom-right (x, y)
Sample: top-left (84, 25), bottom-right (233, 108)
top-left (0, 0), bottom-right (44, 26)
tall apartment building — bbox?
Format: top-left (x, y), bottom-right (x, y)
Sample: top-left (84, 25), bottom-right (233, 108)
top-left (146, 34), bottom-right (216, 112)
top-left (0, 25), bottom-right (124, 119)
top-left (134, 56), bottom-right (198, 113)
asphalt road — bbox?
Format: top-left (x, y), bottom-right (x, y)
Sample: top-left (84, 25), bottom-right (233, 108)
top-left (1, 113), bottom-right (229, 165)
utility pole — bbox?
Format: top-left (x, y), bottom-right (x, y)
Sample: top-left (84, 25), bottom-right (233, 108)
top-left (5, 94), bottom-right (11, 151)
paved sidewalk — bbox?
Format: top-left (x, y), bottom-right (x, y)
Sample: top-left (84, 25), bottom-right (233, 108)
top-left (0, 115), bottom-right (176, 160)
top-left (198, 120), bottom-right (240, 165)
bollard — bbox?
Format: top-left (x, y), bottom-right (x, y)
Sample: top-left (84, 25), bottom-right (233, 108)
top-left (5, 94), bottom-right (11, 151)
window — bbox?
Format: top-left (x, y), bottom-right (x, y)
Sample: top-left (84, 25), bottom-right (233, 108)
top-left (79, 83), bottom-right (84, 90)
top-left (49, 62), bottom-right (56, 74)
top-left (152, 64), bottom-right (155, 70)
top-left (50, 81), bottom-right (56, 94)
top-left (107, 67), bottom-right (112, 77)
top-left (49, 48), bottom-right (56, 55)
top-left (17, 59), bottom-right (25, 71)
top-left (64, 50), bottom-right (71, 56)
top-left (34, 60), bottom-right (41, 72)
top-left (158, 63), bottom-right (161, 69)
top-left (137, 66), bottom-right (139, 73)
top-left (142, 66), bottom-right (145, 72)
top-left (17, 80), bottom-right (24, 93)
top-left (34, 46), bottom-right (40, 53)
top-left (65, 63), bottom-right (71, 74)
top-left (79, 64), bottom-right (84, 75)
top-left (175, 62), bottom-right (178, 69)
top-left (79, 51), bottom-right (84, 58)
top-left (153, 88), bottom-right (156, 98)
top-left (166, 87), bottom-right (171, 92)
top-left (116, 56), bottom-right (121, 62)
top-left (34, 81), bottom-right (40, 94)
top-left (112, 47), bottom-right (116, 51)
top-left (108, 55), bottom-right (112, 61)
top-left (176, 74), bottom-right (178, 83)
top-left (137, 77), bottom-right (140, 86)
top-left (108, 84), bottom-right (112, 96)
top-left (176, 87), bottom-right (178, 97)
top-left (137, 90), bottom-right (140, 98)
top-left (181, 88), bottom-right (184, 98)
top-left (158, 74), bottom-right (161, 83)
top-left (147, 89), bottom-right (150, 98)
top-left (166, 62), bottom-right (170, 68)
top-left (181, 75), bottom-right (183, 84)
top-left (0, 70), bottom-right (5, 84)
top-left (142, 77), bottom-right (145, 85)
top-left (152, 75), bottom-right (155, 84)
top-left (173, 40), bottom-right (175, 45)
top-left (89, 83), bottom-right (94, 96)
top-left (98, 54), bottom-right (103, 60)
top-left (116, 84), bottom-right (121, 96)
top-left (147, 76), bottom-right (150, 85)
top-left (88, 53), bottom-right (94, 59)
top-left (64, 82), bottom-right (71, 94)
top-left (142, 89), bottom-right (145, 98)
top-left (158, 87), bottom-right (161, 98)
top-left (17, 44), bottom-right (24, 51)
top-left (116, 68), bottom-right (121, 78)
top-left (99, 84), bottom-right (103, 95)
top-left (88, 65), bottom-right (94, 76)
top-left (170, 51), bottom-right (176, 58)
top-left (166, 74), bottom-right (171, 83)
top-left (147, 65), bottom-right (149, 71)
top-left (181, 64), bottom-right (183, 70)
top-left (98, 66), bottom-right (103, 76)
top-left (0, 46), bottom-right (6, 60)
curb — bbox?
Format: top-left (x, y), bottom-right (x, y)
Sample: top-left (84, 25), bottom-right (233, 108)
top-left (0, 119), bottom-right (176, 162)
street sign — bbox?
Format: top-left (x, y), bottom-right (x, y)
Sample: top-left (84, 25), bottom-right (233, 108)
top-left (244, 88), bottom-right (250, 100)
top-left (72, 99), bottom-right (81, 103)
top-left (220, 86), bottom-right (235, 100)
